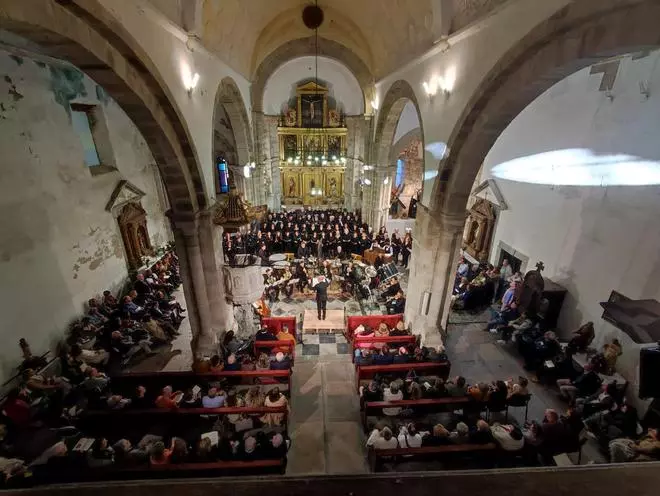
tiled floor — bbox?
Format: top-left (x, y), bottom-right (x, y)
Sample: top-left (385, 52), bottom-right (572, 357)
top-left (298, 333), bottom-right (350, 357)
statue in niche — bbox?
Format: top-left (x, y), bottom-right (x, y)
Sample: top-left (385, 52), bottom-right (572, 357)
top-left (117, 202), bottom-right (152, 269)
top-left (284, 107), bottom-right (297, 127)
top-left (328, 109), bottom-right (340, 127)
top-left (288, 177), bottom-right (296, 197)
top-left (328, 177), bottom-right (338, 197)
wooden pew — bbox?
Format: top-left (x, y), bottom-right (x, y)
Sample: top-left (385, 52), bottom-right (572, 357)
top-left (261, 316), bottom-right (297, 335)
top-left (360, 397), bottom-right (476, 432)
top-left (367, 443), bottom-right (497, 472)
top-left (355, 362), bottom-right (451, 392)
top-left (351, 335), bottom-right (417, 363)
top-left (345, 314), bottom-right (404, 343)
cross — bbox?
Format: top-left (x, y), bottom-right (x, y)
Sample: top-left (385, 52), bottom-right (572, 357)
top-left (536, 261), bottom-right (545, 272)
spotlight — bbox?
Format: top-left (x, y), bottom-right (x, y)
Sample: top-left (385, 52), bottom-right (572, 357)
top-left (306, 160), bottom-right (312, 165)
top-left (364, 178), bottom-right (372, 186)
top-left (287, 157), bottom-right (293, 163)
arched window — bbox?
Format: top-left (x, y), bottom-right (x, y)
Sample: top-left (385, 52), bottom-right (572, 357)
top-left (395, 158), bottom-right (405, 188)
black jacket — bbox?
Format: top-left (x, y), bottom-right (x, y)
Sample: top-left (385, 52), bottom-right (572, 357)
top-left (314, 281), bottom-right (330, 301)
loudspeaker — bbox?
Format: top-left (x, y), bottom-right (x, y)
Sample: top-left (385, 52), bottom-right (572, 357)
top-left (639, 346), bottom-right (660, 399)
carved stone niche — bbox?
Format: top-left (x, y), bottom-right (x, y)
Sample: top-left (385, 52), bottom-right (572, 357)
top-left (462, 198), bottom-right (496, 262)
top-left (106, 180), bottom-right (152, 269)
top-left (222, 255), bottom-right (264, 305)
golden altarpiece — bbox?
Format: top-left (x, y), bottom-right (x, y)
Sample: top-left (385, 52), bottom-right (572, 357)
top-left (278, 82), bottom-right (347, 207)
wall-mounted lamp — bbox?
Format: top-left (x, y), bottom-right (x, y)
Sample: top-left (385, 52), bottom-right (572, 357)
top-left (182, 65), bottom-right (200, 95)
top-left (383, 176), bottom-right (390, 185)
top-left (423, 68), bottom-right (455, 101)
top-left (364, 178), bottom-right (372, 186)
top-left (243, 164), bottom-right (251, 178)
top-left (371, 97), bottom-right (379, 111)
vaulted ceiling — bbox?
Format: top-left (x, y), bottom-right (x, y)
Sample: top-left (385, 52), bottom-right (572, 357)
top-left (199, 0), bottom-right (435, 80)
top-left (148, 0), bottom-right (509, 81)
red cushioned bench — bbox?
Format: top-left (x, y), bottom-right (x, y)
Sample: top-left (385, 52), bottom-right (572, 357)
top-left (345, 314), bottom-right (404, 342)
top-left (355, 362), bottom-right (451, 392)
top-left (261, 316), bottom-right (297, 335)
top-left (253, 340), bottom-right (296, 365)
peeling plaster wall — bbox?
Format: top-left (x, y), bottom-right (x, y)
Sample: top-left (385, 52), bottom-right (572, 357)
top-left (481, 51), bottom-right (660, 412)
top-left (0, 51), bottom-right (171, 379)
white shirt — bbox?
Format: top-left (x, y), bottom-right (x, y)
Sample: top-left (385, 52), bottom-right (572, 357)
top-left (500, 265), bottom-right (513, 280)
top-left (382, 388), bottom-right (403, 416)
top-left (397, 428), bottom-right (425, 448)
top-left (366, 429), bottom-right (399, 450)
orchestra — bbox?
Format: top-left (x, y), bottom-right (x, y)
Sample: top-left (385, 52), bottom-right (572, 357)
top-left (222, 209), bottom-right (411, 308)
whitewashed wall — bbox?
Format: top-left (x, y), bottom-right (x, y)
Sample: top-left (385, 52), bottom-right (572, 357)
top-left (0, 51), bottom-right (171, 379)
top-left (481, 51), bottom-right (660, 411)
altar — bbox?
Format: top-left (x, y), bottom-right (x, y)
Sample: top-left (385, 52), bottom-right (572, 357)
top-left (277, 81), bottom-right (347, 208)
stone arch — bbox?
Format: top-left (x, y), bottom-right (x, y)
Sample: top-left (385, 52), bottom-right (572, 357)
top-left (373, 80), bottom-right (424, 167)
top-left (0, 0), bottom-right (206, 219)
top-left (251, 37), bottom-right (374, 114)
top-left (437, 0), bottom-right (660, 217)
top-left (213, 77), bottom-right (254, 168)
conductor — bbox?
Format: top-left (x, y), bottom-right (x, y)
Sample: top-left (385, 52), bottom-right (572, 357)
top-left (313, 274), bottom-right (330, 320)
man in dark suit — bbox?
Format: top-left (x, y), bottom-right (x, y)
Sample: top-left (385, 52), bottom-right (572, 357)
top-left (313, 275), bottom-right (330, 320)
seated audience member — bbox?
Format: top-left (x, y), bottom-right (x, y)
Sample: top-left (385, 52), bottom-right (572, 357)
top-left (208, 354), bottom-right (225, 373)
top-left (192, 437), bottom-right (215, 463)
top-left (102, 290), bottom-right (119, 312)
top-left (81, 367), bottom-right (110, 393)
top-left (270, 352), bottom-right (291, 370)
top-left (87, 438), bottom-right (114, 469)
top-left (366, 426), bottom-right (399, 450)
top-left (392, 347), bottom-right (410, 364)
top-left (488, 380), bottom-right (509, 406)
top-left (425, 378), bottom-right (448, 398)
top-left (354, 348), bottom-right (373, 366)
top-left (496, 312), bottom-right (535, 343)
top-left (372, 348), bottom-right (394, 365)
top-left (256, 326), bottom-right (278, 342)
top-left (449, 422), bottom-right (470, 444)
top-left (122, 295), bottom-right (143, 318)
top-left (71, 343), bottom-right (109, 369)
top-left (22, 368), bottom-right (70, 394)
top-left (491, 423), bottom-right (525, 451)
top-left (107, 394), bottom-right (132, 410)
top-left (422, 424), bottom-right (451, 447)
top-left (507, 376), bottom-right (530, 399)
top-left (112, 439), bottom-right (148, 467)
top-left (276, 325), bottom-right (296, 352)
top-left (360, 381), bottom-right (383, 403)
top-left (170, 437), bottom-right (188, 464)
top-left (469, 382), bottom-right (491, 403)
top-left (382, 382), bottom-right (403, 416)
top-left (149, 441), bottom-right (171, 466)
top-left (239, 436), bottom-right (261, 461)
top-left (381, 277), bottom-right (401, 299)
top-left (446, 376), bottom-right (468, 397)
top-left (262, 432), bottom-right (288, 460)
top-left (386, 291), bottom-right (406, 315)
top-left (609, 428), bottom-right (660, 463)
top-left (87, 300), bottom-right (109, 326)
top-left (155, 386), bottom-right (181, 409)
top-left (556, 363), bottom-right (602, 403)
top-left (261, 387), bottom-right (288, 426)
top-left (486, 302), bottom-right (519, 332)
top-left (2, 389), bottom-right (32, 428)
top-left (524, 331), bottom-right (561, 372)
top-left (255, 353), bottom-right (271, 371)
top-left (406, 380), bottom-right (423, 401)
top-left (470, 420), bottom-right (494, 444)
top-left (224, 354), bottom-right (241, 371)
top-left (181, 387), bottom-right (202, 408)
top-left (131, 385), bottom-right (149, 409)
top-left (398, 423), bottom-right (428, 448)
top-left (245, 386), bottom-right (265, 412)
top-left (202, 387), bottom-right (227, 408)
top-left (576, 382), bottom-right (621, 416)
top-left (134, 273), bottom-right (153, 298)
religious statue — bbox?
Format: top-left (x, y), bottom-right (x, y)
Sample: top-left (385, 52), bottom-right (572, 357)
top-left (328, 177), bottom-right (338, 197)
top-left (328, 109), bottom-right (340, 127)
top-left (284, 107), bottom-right (297, 127)
top-left (288, 177), bottom-right (296, 197)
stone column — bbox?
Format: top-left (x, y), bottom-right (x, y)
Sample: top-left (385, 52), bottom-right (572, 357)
top-left (197, 211), bottom-right (234, 336)
top-left (405, 207), bottom-right (466, 342)
top-left (171, 219), bottom-right (215, 358)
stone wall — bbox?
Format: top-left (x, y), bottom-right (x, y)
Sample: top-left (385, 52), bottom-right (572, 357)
top-left (481, 50), bottom-right (660, 412)
top-left (0, 51), bottom-right (171, 380)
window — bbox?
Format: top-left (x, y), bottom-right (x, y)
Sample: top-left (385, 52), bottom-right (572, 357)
top-left (395, 158), bottom-right (405, 188)
top-left (71, 107), bottom-right (101, 167)
top-left (70, 103), bottom-right (116, 175)
top-left (216, 159), bottom-right (229, 194)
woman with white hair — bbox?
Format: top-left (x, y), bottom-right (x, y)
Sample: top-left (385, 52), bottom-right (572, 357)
top-left (366, 425), bottom-right (399, 450)
top-left (449, 422), bottom-right (470, 444)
